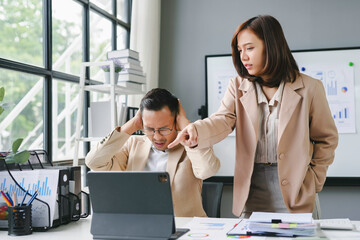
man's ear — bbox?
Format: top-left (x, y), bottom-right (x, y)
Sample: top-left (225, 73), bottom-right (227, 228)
top-left (174, 114), bottom-right (180, 131)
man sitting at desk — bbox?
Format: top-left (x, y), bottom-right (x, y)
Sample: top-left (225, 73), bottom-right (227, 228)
top-left (85, 88), bottom-right (220, 217)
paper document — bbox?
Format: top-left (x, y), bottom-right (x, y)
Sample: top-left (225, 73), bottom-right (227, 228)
top-left (248, 212), bottom-right (313, 223)
top-left (0, 170), bottom-right (59, 227)
top-left (227, 212), bottom-right (317, 237)
top-left (226, 220), bottom-right (248, 235)
top-left (179, 217), bottom-right (240, 240)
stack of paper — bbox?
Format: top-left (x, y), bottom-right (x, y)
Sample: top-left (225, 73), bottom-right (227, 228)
top-left (227, 212), bottom-right (317, 238)
top-left (246, 221), bottom-right (317, 237)
top-left (107, 49), bottom-right (146, 90)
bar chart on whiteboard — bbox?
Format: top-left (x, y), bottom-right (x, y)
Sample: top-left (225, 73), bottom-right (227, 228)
top-left (298, 64), bottom-right (356, 133)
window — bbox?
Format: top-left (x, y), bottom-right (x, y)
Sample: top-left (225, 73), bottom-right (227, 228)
top-left (0, 69), bottom-right (44, 151)
top-left (52, 79), bottom-right (83, 162)
top-left (0, 0), bottom-right (131, 163)
top-left (117, 26), bottom-right (128, 51)
top-left (52, 0), bottom-right (83, 76)
top-left (117, 0), bottom-right (129, 23)
top-left (91, 0), bottom-right (113, 14)
top-left (90, 10), bottom-right (112, 81)
top-left (0, 1), bottom-right (44, 67)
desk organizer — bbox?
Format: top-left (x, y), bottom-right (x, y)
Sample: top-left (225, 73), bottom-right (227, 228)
top-left (0, 149), bottom-right (90, 231)
top-left (8, 205), bottom-right (32, 236)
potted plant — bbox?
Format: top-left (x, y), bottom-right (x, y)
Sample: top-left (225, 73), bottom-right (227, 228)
top-left (100, 58), bottom-right (123, 84)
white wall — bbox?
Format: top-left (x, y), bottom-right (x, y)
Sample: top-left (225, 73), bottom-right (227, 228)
top-left (159, 0), bottom-right (360, 219)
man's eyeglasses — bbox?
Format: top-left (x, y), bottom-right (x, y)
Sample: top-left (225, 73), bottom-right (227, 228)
top-left (143, 127), bottom-right (174, 136)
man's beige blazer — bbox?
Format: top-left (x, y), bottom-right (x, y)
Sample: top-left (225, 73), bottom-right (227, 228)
top-left (193, 73), bottom-right (338, 217)
top-left (85, 130), bottom-right (220, 217)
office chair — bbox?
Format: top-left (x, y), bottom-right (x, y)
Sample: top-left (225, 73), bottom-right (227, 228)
top-left (201, 182), bottom-right (224, 218)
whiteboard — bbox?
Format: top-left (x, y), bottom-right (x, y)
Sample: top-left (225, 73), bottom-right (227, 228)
top-left (205, 48), bottom-right (360, 178)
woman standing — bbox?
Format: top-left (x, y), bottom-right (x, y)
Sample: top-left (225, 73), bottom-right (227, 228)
top-left (169, 15), bottom-right (338, 218)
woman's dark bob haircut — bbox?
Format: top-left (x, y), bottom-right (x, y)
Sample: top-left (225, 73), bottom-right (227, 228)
top-left (231, 15), bottom-right (299, 87)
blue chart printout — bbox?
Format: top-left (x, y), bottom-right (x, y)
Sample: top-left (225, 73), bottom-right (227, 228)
top-left (299, 64), bottom-right (356, 133)
top-left (0, 170), bottom-right (59, 227)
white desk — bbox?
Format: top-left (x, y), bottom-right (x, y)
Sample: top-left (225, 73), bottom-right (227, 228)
top-left (0, 217), bottom-right (192, 240)
top-left (0, 217), bottom-right (359, 239)
top-left (1, 217), bottom-right (93, 239)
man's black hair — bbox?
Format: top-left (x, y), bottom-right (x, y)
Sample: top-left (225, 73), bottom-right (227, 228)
top-left (139, 88), bottom-right (179, 116)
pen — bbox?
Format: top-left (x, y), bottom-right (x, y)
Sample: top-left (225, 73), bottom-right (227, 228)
top-left (5, 191), bottom-right (14, 206)
top-left (27, 190), bottom-right (39, 206)
top-left (0, 190), bottom-right (12, 206)
top-left (20, 189), bottom-right (29, 206)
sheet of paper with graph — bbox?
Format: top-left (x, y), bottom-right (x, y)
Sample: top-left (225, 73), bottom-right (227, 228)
top-left (0, 169), bottom-right (59, 227)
